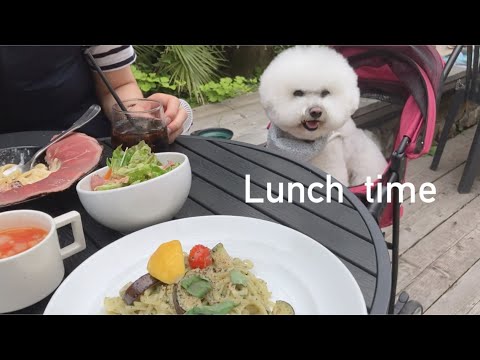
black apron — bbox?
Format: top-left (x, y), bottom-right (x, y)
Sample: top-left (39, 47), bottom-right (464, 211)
top-left (0, 46), bottom-right (110, 138)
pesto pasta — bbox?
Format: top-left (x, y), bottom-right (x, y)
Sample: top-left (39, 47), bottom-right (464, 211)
top-left (104, 243), bottom-right (294, 315)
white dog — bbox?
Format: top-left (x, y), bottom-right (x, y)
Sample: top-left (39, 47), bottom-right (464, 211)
top-left (259, 46), bottom-right (387, 187)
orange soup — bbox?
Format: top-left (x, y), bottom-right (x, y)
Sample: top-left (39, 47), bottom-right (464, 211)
top-left (0, 227), bottom-right (48, 259)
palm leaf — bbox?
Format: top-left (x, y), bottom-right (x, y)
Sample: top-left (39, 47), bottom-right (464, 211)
top-left (133, 45), bottom-right (165, 70)
top-left (159, 46), bottom-right (225, 103)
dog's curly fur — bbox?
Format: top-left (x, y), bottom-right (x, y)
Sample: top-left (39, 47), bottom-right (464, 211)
top-left (259, 46), bottom-right (387, 186)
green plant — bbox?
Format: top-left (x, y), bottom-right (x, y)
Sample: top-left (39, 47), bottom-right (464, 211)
top-left (199, 76), bottom-right (258, 103)
top-left (273, 45), bottom-right (294, 54)
top-left (131, 65), bottom-right (185, 95)
top-left (131, 46), bottom-right (265, 105)
top-left (133, 46), bottom-right (166, 70)
top-left (133, 45), bottom-right (226, 103)
top-left (160, 46), bottom-right (226, 103)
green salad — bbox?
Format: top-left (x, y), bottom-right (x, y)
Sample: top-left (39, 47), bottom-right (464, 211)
top-left (91, 141), bottom-right (180, 191)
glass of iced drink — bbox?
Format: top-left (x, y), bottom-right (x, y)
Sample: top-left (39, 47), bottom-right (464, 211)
top-left (111, 99), bottom-right (169, 152)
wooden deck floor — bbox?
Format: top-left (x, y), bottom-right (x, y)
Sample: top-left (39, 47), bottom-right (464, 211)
top-left (383, 126), bottom-right (480, 314)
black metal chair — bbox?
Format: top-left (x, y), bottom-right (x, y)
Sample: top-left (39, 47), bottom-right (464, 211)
top-left (430, 45), bottom-right (480, 193)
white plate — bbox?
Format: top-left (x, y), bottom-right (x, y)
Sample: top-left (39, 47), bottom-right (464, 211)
top-left (44, 216), bottom-right (367, 315)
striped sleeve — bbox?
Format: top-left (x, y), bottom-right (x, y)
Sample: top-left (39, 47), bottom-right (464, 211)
top-left (85, 45), bottom-right (136, 72)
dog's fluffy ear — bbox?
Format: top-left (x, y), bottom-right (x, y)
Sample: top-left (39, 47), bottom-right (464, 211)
top-left (261, 100), bottom-right (278, 122)
top-left (259, 69), bottom-right (277, 122)
top-left (348, 82), bottom-right (361, 116)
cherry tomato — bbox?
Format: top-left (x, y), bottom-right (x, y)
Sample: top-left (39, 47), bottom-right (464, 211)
top-left (188, 245), bottom-right (213, 269)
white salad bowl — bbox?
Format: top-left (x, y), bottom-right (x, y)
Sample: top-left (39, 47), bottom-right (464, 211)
top-left (76, 152), bottom-right (191, 233)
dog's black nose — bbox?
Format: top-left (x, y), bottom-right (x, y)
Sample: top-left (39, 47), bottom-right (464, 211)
top-left (309, 107), bottom-right (323, 119)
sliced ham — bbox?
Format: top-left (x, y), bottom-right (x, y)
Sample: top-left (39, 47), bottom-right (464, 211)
top-left (0, 133), bottom-right (102, 207)
top-left (90, 175), bottom-right (106, 190)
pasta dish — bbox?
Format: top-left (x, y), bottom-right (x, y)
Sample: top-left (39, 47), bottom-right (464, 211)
top-left (0, 160), bottom-right (60, 193)
top-left (104, 241), bottom-right (294, 315)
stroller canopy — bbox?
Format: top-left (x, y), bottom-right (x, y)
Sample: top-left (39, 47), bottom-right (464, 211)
top-left (332, 45), bottom-right (444, 159)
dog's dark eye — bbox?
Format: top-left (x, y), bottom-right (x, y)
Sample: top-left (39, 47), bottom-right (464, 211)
top-left (293, 90), bottom-right (304, 97)
top-left (321, 90), bottom-right (330, 97)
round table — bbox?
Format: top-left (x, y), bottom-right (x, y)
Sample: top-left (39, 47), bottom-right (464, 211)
top-left (0, 131), bottom-right (391, 314)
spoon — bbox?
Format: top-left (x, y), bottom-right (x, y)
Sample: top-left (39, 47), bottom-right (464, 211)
top-left (2, 104), bottom-right (101, 177)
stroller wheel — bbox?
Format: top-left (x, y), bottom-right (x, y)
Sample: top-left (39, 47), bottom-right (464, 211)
top-left (398, 300), bottom-right (423, 315)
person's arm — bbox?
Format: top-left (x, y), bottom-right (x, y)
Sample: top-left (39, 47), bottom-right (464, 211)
top-left (92, 65), bottom-right (188, 143)
top-left (92, 66), bottom-right (142, 121)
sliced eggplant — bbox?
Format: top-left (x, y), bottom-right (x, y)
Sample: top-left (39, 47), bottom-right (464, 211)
top-left (211, 243), bottom-right (233, 268)
top-left (122, 273), bottom-right (162, 305)
top-left (173, 283), bottom-right (202, 314)
top-left (173, 284), bottom-right (186, 314)
top-left (272, 300), bottom-right (295, 315)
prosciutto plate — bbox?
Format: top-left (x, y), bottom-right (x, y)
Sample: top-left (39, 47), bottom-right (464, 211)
top-left (0, 133), bottom-right (103, 207)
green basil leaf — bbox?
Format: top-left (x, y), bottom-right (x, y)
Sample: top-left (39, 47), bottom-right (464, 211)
top-left (230, 269), bottom-right (248, 286)
top-left (180, 275), bottom-right (212, 298)
top-left (185, 301), bottom-right (237, 315)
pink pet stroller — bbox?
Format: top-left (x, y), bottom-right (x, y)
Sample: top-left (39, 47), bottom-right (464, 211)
top-left (331, 46), bottom-right (445, 314)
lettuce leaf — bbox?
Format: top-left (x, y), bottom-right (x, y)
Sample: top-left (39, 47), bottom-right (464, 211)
top-left (96, 141), bottom-right (180, 191)
top-left (93, 183), bottom-right (124, 191)
top-left (109, 141), bottom-right (159, 169)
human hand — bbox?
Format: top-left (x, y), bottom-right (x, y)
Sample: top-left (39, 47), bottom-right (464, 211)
top-left (145, 93), bottom-right (188, 143)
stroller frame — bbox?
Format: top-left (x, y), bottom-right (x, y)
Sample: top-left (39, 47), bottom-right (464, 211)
top-left (369, 136), bottom-right (415, 314)
top-left (378, 47), bottom-right (469, 314)
top-left (334, 46), bottom-right (445, 315)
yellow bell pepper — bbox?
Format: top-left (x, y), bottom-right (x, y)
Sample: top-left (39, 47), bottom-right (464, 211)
top-left (147, 240), bottom-right (185, 284)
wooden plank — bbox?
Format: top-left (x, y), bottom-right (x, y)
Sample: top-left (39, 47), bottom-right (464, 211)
top-left (61, 233), bottom-right (100, 276)
top-left (354, 98), bottom-right (383, 117)
top-left (10, 293), bottom-right (52, 314)
top-left (467, 300), bottom-right (480, 315)
top-left (397, 195), bottom-right (480, 291)
top-left (383, 126), bottom-right (477, 239)
top-left (341, 259), bottom-right (375, 310)
top-left (402, 227), bottom-right (480, 311)
top-left (181, 139), bottom-right (370, 240)
top-left (426, 258), bottom-right (480, 315)
top-left (406, 127), bottom-right (476, 188)
top-left (188, 176), bottom-right (274, 222)
top-left (386, 165), bottom-right (480, 254)
top-left (354, 103), bottom-right (403, 129)
top-left (174, 198), bottom-right (214, 219)
top-left (212, 140), bottom-right (353, 207)
top-left (174, 142), bottom-right (378, 274)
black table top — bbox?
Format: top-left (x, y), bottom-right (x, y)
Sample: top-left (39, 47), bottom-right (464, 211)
top-left (1, 131), bottom-right (391, 314)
